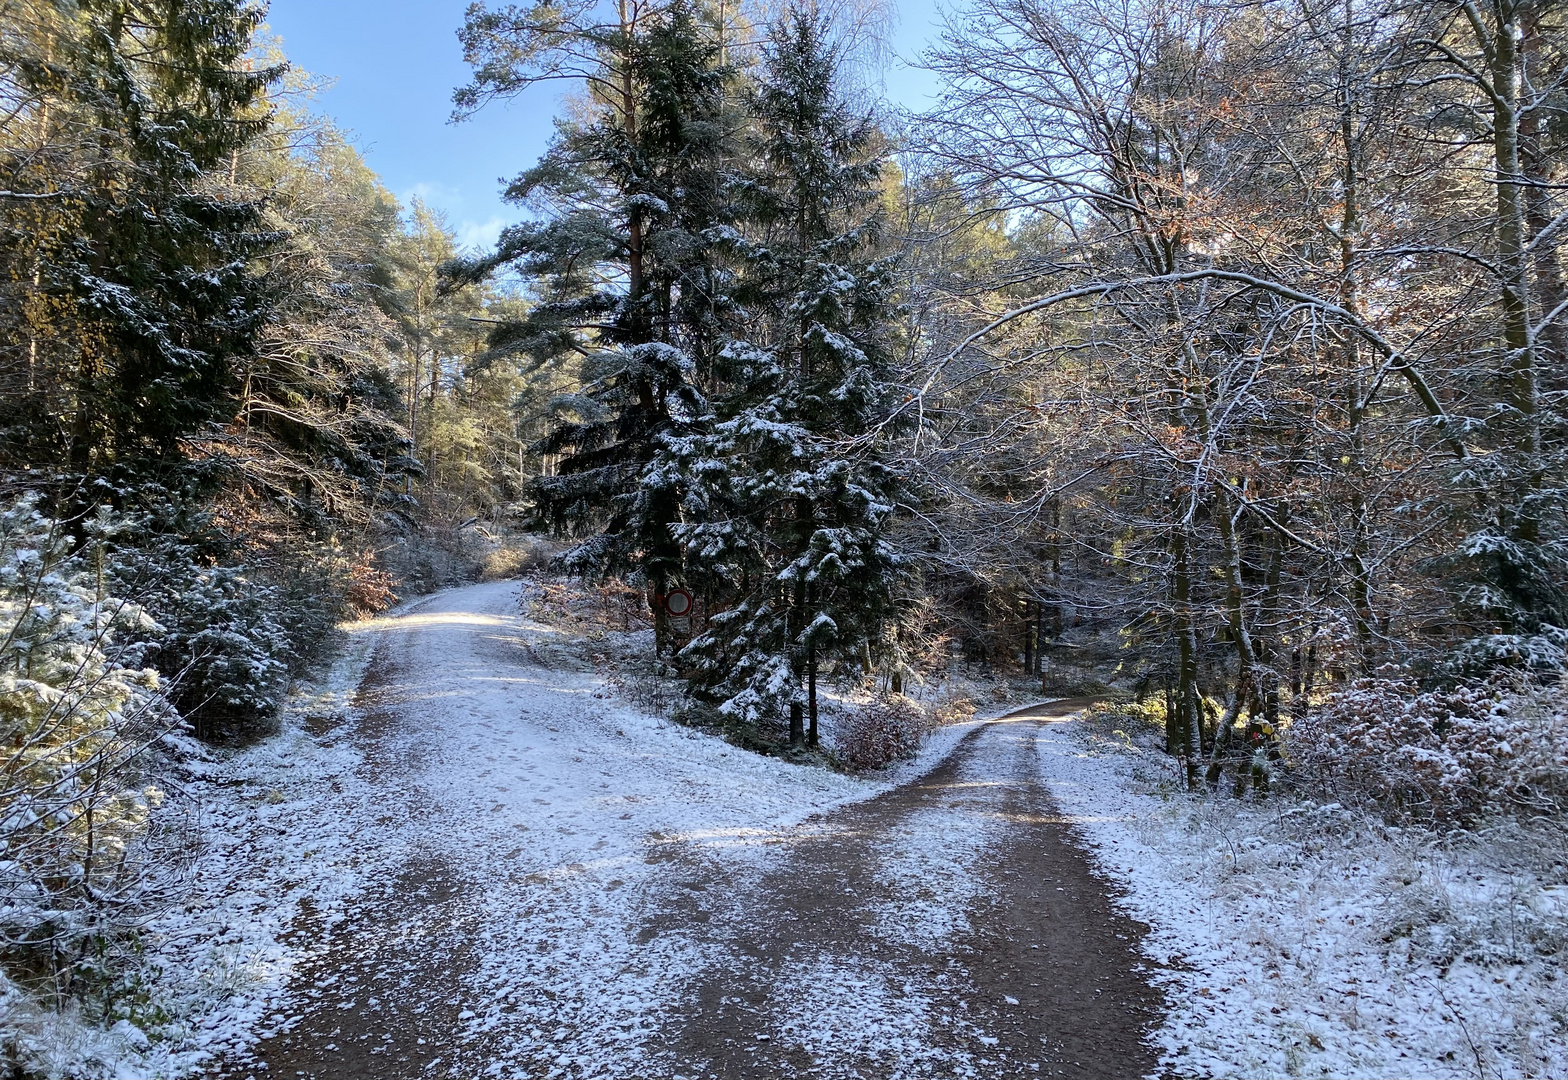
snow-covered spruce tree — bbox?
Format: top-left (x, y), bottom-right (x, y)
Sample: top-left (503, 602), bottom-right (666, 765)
top-left (1424, 531), bottom-right (1568, 676)
top-left (0, 497), bottom-right (180, 1005)
top-left (669, 9), bottom-right (905, 748)
top-left (451, 0), bottom-right (736, 652)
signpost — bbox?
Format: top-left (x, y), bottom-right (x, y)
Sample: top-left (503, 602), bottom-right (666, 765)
top-left (662, 589), bottom-right (693, 635)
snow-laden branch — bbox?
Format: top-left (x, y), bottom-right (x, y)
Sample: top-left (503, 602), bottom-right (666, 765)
top-left (920, 268), bottom-right (1469, 460)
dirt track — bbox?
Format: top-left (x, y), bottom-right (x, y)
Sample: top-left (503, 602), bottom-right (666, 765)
top-left (666, 701), bottom-right (1165, 1079)
top-left (213, 583), bottom-right (1163, 1079)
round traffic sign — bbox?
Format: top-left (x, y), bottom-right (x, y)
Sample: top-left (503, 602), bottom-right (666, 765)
top-left (663, 589), bottom-right (693, 616)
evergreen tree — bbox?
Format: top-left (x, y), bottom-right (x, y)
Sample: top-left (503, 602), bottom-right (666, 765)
top-left (0, 0), bottom-right (282, 483)
top-left (451, 0), bottom-right (735, 648)
top-left (671, 9), bottom-right (905, 747)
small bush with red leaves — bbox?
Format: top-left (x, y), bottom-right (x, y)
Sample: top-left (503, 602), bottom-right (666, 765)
top-left (342, 549), bottom-right (398, 618)
top-left (1285, 677), bottom-right (1568, 825)
top-left (836, 694), bottom-right (936, 772)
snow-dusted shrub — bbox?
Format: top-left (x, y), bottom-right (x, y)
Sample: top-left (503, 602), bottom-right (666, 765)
top-left (0, 497), bottom-right (182, 1005)
top-left (1285, 676), bottom-right (1568, 825)
top-left (109, 536), bottom-right (291, 739)
top-left (835, 694), bottom-right (935, 772)
top-left (336, 545), bottom-right (398, 619)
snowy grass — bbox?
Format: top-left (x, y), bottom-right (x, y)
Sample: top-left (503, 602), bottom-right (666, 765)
top-left (1036, 719), bottom-right (1568, 1079)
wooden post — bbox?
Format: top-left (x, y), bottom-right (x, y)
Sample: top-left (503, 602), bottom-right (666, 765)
top-left (1022, 599), bottom-right (1035, 677)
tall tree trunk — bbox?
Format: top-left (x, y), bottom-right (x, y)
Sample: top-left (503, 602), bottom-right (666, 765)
top-left (1049, 496), bottom-right (1063, 641)
top-left (1259, 521), bottom-right (1287, 731)
top-left (1182, 324), bottom-right (1259, 787)
top-left (621, 4), bottom-right (642, 300)
top-left (1479, 0), bottom-right (1542, 539)
top-left (1332, 8), bottom-right (1377, 667)
top-left (1035, 604), bottom-right (1047, 674)
top-left (1293, 644), bottom-right (1317, 722)
top-left (1203, 486), bottom-right (1257, 790)
top-left (1520, 1), bottom-right (1567, 376)
top-left (1165, 682), bottom-right (1176, 756)
top-left (808, 644), bottom-right (818, 748)
top-left (1173, 523), bottom-right (1200, 790)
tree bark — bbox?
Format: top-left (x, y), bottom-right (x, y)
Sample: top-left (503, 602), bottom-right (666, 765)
top-left (1520, 1), bottom-right (1567, 377)
top-left (1478, 0), bottom-right (1542, 539)
top-left (1173, 523), bottom-right (1200, 790)
top-left (808, 645), bottom-right (818, 749)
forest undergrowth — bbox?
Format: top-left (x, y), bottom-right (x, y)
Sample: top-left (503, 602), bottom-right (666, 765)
top-left (1056, 703), bottom-right (1568, 1078)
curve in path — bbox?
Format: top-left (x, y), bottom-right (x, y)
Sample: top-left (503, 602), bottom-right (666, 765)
top-left (661, 702), bottom-right (1164, 1079)
top-left (214, 582), bottom-right (1163, 1080)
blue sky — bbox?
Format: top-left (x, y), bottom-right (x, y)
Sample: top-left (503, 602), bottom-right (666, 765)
top-left (263, 0), bottom-right (947, 254)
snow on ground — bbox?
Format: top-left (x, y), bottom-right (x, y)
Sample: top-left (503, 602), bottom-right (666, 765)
top-left (407, 583), bottom-right (877, 1076)
top-left (1036, 717), bottom-right (1568, 1080)
top-left (0, 601), bottom-right (387, 1080)
top-left (863, 733), bottom-right (1013, 951)
top-left (195, 578), bottom-right (1010, 1079)
top-left (33, 569), bottom-right (1560, 1080)
top-left (4, 575), bottom-right (1033, 1080)
top-left (795, 721), bottom-right (1045, 1078)
top-left (406, 583), bottom-right (1030, 1078)
top-left (770, 952), bottom-right (955, 1070)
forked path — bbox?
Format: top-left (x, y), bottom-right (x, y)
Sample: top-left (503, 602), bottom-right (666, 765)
top-left (217, 582), bottom-right (1163, 1080)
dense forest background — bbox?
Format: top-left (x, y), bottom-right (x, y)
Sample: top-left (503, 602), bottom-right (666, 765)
top-left (2, 0), bottom-right (1566, 1052)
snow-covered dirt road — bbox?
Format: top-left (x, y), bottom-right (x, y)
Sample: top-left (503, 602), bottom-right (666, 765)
top-left (214, 581), bottom-right (1162, 1079)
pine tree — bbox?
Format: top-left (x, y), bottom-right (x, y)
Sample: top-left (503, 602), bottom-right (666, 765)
top-left (451, 0), bottom-right (735, 649)
top-left (672, 8), bottom-right (905, 747)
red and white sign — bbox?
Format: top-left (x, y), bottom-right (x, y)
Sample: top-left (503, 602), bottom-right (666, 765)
top-left (662, 589), bottom-right (693, 616)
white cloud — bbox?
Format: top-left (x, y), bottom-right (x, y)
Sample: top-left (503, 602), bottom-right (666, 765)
top-left (400, 180), bottom-right (465, 212)
top-left (456, 216), bottom-right (508, 254)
